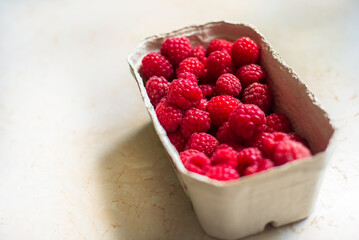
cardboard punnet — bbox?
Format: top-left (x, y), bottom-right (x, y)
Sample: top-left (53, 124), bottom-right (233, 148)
top-left (127, 21), bottom-right (336, 240)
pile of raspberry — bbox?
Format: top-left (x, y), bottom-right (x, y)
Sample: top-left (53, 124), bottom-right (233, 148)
top-left (141, 36), bottom-right (312, 181)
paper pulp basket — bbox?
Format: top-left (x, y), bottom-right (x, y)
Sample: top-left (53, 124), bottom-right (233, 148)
top-left (127, 21), bottom-right (336, 240)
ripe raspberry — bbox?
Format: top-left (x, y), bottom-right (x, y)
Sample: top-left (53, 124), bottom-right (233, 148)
top-left (190, 45), bottom-right (207, 65)
top-left (180, 108), bottom-right (211, 138)
top-left (272, 140), bottom-right (312, 166)
top-left (176, 57), bottom-right (205, 79)
top-left (155, 101), bottom-right (183, 132)
top-left (206, 165), bottom-right (239, 181)
top-left (237, 147), bottom-right (262, 175)
top-left (185, 132), bottom-right (219, 157)
top-left (242, 83), bottom-right (273, 113)
top-left (167, 79), bottom-right (203, 110)
top-left (229, 104), bottom-right (266, 140)
top-left (262, 132), bottom-right (290, 158)
top-left (288, 132), bottom-right (309, 147)
top-left (246, 132), bottom-right (273, 151)
top-left (206, 50), bottom-right (234, 80)
top-left (141, 52), bottom-right (173, 80)
top-left (167, 130), bottom-right (186, 152)
top-left (197, 99), bottom-right (208, 111)
top-left (211, 144), bottom-right (238, 168)
top-left (160, 37), bottom-right (192, 66)
top-left (236, 64), bottom-right (266, 88)
top-left (231, 37), bottom-right (259, 66)
top-left (177, 72), bottom-right (197, 83)
top-left (216, 121), bottom-right (243, 145)
top-left (207, 95), bottom-right (241, 126)
top-left (245, 158), bottom-right (274, 176)
top-left (145, 76), bottom-right (170, 107)
top-left (199, 84), bottom-right (215, 99)
top-left (180, 149), bottom-right (211, 175)
top-left (265, 113), bottom-right (292, 133)
top-left (215, 73), bottom-right (242, 97)
top-left (207, 39), bottom-right (233, 56)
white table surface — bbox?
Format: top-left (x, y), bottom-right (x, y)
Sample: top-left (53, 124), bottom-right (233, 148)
top-left (1, 0), bottom-right (359, 239)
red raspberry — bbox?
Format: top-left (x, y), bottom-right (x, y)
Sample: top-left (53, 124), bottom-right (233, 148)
top-left (216, 121), bottom-right (243, 145)
top-left (211, 144), bottom-right (238, 168)
top-left (246, 132), bottom-right (273, 151)
top-left (245, 158), bottom-right (274, 176)
top-left (242, 83), bottom-right (273, 113)
top-left (199, 84), bottom-right (215, 99)
top-left (237, 147), bottom-right (262, 175)
top-left (215, 73), bottom-right (242, 97)
top-left (197, 99), bottom-right (208, 111)
top-left (167, 130), bottom-right (186, 152)
top-left (231, 37), bottom-right (259, 66)
top-left (272, 140), bottom-right (312, 166)
top-left (180, 108), bottom-right (211, 138)
top-left (185, 132), bottom-right (219, 157)
top-left (207, 95), bottom-right (241, 126)
top-left (177, 72), bottom-right (197, 83)
top-left (141, 52), bottom-right (173, 80)
top-left (155, 101), bottom-right (183, 132)
top-left (190, 45), bottom-right (207, 65)
top-left (176, 57), bottom-right (205, 79)
top-left (145, 76), bottom-right (170, 107)
top-left (207, 39), bottom-right (233, 56)
top-left (262, 132), bottom-right (290, 158)
top-left (229, 104), bottom-right (266, 140)
top-left (265, 113), bottom-right (292, 133)
top-left (167, 79), bottom-right (203, 110)
top-left (160, 37), bottom-right (192, 66)
top-left (236, 64), bottom-right (266, 88)
top-left (180, 149), bottom-right (211, 175)
top-left (206, 165), bottom-right (239, 181)
top-left (206, 50), bottom-right (234, 80)
top-left (288, 132), bottom-right (309, 147)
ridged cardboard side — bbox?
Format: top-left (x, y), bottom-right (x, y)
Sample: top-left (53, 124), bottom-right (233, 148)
top-left (128, 21), bottom-right (336, 240)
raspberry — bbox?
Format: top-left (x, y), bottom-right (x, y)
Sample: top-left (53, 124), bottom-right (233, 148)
top-left (236, 64), bottom-right (266, 88)
top-left (155, 101), bottom-right (183, 132)
top-left (141, 52), bottom-right (173, 80)
top-left (160, 37), bottom-right (192, 66)
top-left (262, 132), bottom-right (290, 158)
top-left (206, 165), bottom-right (239, 181)
top-left (207, 39), bottom-right (233, 56)
top-left (185, 132), bottom-right (219, 157)
top-left (180, 149), bottom-right (211, 175)
top-left (199, 84), bottom-right (215, 99)
top-left (145, 76), bottom-right (170, 107)
top-left (197, 99), bottom-right (208, 111)
top-left (265, 113), bottom-right (292, 133)
top-left (190, 45), bottom-right (207, 65)
top-left (245, 158), bottom-right (274, 176)
top-left (229, 104), bottom-right (266, 140)
top-left (177, 72), bottom-right (197, 83)
top-left (180, 108), bottom-right (211, 138)
top-left (231, 37), bottom-right (259, 66)
top-left (216, 121), bottom-right (243, 145)
top-left (242, 83), bottom-right (273, 113)
top-left (207, 95), bottom-right (241, 126)
top-left (288, 132), bottom-right (309, 147)
top-left (237, 147), bottom-right (262, 175)
top-left (211, 144), bottom-right (238, 168)
top-left (176, 57), bottom-right (205, 79)
top-left (167, 79), bottom-right (203, 110)
top-left (246, 132), bottom-right (273, 151)
top-left (272, 140), bottom-right (312, 166)
top-left (206, 50), bottom-right (234, 80)
top-left (167, 130), bottom-right (186, 152)
top-left (215, 73), bottom-right (242, 97)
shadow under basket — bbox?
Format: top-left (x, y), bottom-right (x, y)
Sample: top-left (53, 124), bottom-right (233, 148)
top-left (128, 21), bottom-right (336, 240)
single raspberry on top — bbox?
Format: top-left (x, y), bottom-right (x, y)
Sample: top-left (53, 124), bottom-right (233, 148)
top-left (231, 37), bottom-right (259, 67)
top-left (206, 164), bottom-right (239, 181)
top-left (145, 76), bottom-right (170, 107)
top-left (236, 64), bottom-right (266, 88)
top-left (180, 149), bottom-right (211, 175)
top-left (206, 50), bottom-right (234, 80)
top-left (190, 45), bottom-right (207, 65)
top-left (207, 95), bottom-right (241, 127)
top-left (180, 108), bottom-right (211, 138)
top-left (265, 113), bottom-right (292, 133)
top-left (199, 84), bottom-right (216, 99)
top-left (167, 78), bottom-right (203, 110)
top-left (155, 100), bottom-right (183, 132)
top-left (160, 37), bottom-right (192, 66)
top-left (215, 73), bottom-right (242, 97)
top-left (272, 140), bottom-right (312, 166)
top-left (229, 104), bottom-right (266, 140)
top-left (185, 132), bottom-right (219, 157)
top-left (176, 57), bottom-right (205, 79)
top-left (141, 52), bottom-right (173, 80)
top-left (242, 83), bottom-right (273, 113)
top-left (211, 144), bottom-right (238, 168)
top-left (177, 72), bottom-right (197, 83)
top-left (207, 39), bottom-right (233, 56)
top-left (167, 130), bottom-right (186, 152)
top-left (237, 147), bottom-right (262, 175)
top-left (245, 158), bottom-right (274, 176)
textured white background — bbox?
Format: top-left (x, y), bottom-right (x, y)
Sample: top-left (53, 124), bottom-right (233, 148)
top-left (1, 0), bottom-right (359, 239)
